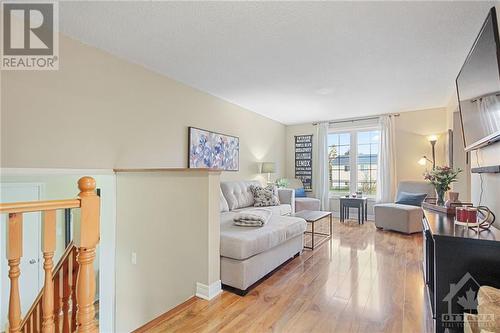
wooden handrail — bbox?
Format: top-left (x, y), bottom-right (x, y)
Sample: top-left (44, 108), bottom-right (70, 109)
top-left (19, 242), bottom-right (76, 329)
top-left (0, 199), bottom-right (81, 214)
top-left (2, 176), bottom-right (99, 333)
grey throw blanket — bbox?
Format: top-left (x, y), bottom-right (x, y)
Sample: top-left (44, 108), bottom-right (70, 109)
top-left (233, 208), bottom-right (272, 227)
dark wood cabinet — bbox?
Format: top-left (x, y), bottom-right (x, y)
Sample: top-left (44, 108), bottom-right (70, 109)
top-left (422, 209), bottom-right (500, 333)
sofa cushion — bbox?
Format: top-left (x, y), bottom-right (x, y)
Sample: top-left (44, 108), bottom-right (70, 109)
top-left (275, 204), bottom-right (292, 216)
top-left (220, 212), bottom-right (306, 260)
top-left (234, 204), bottom-right (291, 216)
top-left (221, 180), bottom-right (260, 210)
top-left (250, 184), bottom-right (280, 207)
top-left (220, 188), bottom-right (229, 212)
top-left (374, 202), bottom-right (423, 212)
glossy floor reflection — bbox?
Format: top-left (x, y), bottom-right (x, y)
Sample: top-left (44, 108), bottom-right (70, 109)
top-left (147, 219), bottom-right (434, 333)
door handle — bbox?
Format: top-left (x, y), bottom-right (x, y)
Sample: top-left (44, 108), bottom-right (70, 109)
top-left (29, 259), bottom-right (37, 264)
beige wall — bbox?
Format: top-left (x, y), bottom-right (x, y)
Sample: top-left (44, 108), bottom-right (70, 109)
top-left (115, 170), bottom-right (220, 332)
top-left (395, 108), bottom-right (448, 182)
top-left (0, 35), bottom-right (285, 183)
top-left (285, 108), bottom-right (447, 199)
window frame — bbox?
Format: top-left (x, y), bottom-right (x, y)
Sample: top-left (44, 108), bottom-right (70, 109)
top-left (328, 126), bottom-right (380, 199)
top-left (328, 130), bottom-right (351, 195)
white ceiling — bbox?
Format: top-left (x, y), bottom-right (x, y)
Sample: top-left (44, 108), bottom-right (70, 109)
top-left (59, 1), bottom-right (498, 125)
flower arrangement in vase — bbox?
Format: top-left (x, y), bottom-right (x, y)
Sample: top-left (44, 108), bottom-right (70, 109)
top-left (423, 166), bottom-right (462, 206)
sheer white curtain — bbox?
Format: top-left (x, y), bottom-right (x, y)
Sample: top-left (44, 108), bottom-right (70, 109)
top-left (478, 94), bottom-right (500, 135)
top-left (376, 115), bottom-right (397, 203)
top-left (314, 122), bottom-right (330, 210)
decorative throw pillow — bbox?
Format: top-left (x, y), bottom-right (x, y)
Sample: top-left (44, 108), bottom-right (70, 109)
top-left (249, 185), bottom-right (280, 207)
top-left (295, 188), bottom-right (306, 198)
top-left (395, 192), bottom-right (428, 207)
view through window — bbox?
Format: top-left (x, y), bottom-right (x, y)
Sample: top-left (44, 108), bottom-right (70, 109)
top-left (328, 129), bottom-right (380, 197)
top-left (328, 133), bottom-right (350, 194)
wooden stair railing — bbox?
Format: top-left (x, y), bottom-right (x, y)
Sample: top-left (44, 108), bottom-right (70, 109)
top-left (0, 177), bottom-right (100, 333)
top-left (19, 242), bottom-right (77, 333)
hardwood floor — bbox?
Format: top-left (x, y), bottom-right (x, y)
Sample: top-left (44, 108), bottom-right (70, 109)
top-left (146, 218), bottom-right (434, 333)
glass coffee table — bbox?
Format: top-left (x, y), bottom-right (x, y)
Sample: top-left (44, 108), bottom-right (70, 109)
top-left (293, 210), bottom-right (332, 250)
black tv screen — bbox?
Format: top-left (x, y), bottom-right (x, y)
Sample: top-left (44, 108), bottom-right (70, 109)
top-left (456, 7), bottom-right (500, 151)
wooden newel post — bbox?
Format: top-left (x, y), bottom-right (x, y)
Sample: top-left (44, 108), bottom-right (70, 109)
top-left (75, 177), bottom-right (100, 333)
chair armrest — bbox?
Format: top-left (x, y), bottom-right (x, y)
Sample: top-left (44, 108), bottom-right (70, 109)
top-left (278, 188), bottom-right (295, 213)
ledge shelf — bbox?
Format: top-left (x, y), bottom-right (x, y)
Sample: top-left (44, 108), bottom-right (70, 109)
top-left (471, 165), bottom-right (500, 174)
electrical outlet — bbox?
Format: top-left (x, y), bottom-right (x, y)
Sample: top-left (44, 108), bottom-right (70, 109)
top-left (131, 252), bottom-right (137, 265)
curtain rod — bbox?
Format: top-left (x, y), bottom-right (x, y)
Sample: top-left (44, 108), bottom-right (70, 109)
top-left (471, 91), bottom-right (500, 103)
top-left (312, 113), bottom-right (400, 126)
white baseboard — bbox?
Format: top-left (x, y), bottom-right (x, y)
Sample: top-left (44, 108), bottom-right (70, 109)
top-left (195, 280), bottom-right (222, 300)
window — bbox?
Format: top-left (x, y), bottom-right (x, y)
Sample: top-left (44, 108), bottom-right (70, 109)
top-left (328, 129), bottom-right (380, 197)
top-left (328, 133), bottom-right (350, 194)
top-left (357, 130), bottom-right (379, 196)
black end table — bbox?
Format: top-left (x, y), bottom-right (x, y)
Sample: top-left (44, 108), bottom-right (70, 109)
top-left (293, 210), bottom-right (332, 250)
top-left (339, 197), bottom-right (368, 224)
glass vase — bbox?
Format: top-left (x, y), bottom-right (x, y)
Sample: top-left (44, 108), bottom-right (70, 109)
top-left (435, 188), bottom-right (446, 206)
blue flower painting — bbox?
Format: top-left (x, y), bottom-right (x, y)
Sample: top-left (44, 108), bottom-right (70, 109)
top-left (189, 127), bottom-right (239, 171)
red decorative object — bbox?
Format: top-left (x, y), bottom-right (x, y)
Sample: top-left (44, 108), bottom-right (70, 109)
top-left (456, 207), bottom-right (467, 222)
top-left (466, 207), bottom-right (478, 223)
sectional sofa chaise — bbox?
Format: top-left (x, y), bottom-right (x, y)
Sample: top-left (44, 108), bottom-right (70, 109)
top-left (219, 181), bottom-right (307, 294)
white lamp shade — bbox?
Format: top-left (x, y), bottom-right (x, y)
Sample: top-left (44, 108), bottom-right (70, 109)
top-left (261, 162), bottom-right (275, 173)
top-left (418, 157), bottom-right (427, 166)
top-left (427, 134), bottom-right (438, 142)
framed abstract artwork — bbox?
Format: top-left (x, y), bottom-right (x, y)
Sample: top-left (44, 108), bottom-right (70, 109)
top-left (188, 127), bottom-right (239, 171)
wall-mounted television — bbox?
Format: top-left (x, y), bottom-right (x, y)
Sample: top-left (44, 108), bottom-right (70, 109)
top-left (456, 7), bottom-right (500, 152)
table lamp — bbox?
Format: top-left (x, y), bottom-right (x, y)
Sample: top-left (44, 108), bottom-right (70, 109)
top-left (261, 162), bottom-right (275, 184)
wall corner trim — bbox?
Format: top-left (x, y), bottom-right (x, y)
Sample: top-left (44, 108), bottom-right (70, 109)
top-left (195, 280), bottom-right (222, 300)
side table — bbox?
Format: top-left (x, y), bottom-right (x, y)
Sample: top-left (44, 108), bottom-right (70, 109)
top-left (339, 197), bottom-right (367, 224)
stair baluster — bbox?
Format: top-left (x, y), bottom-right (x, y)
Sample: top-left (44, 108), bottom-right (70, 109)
top-left (62, 259), bottom-right (71, 333)
top-left (41, 210), bottom-right (56, 332)
top-left (1, 177), bottom-right (100, 333)
top-left (54, 270), bottom-right (61, 332)
top-left (71, 250), bottom-right (78, 333)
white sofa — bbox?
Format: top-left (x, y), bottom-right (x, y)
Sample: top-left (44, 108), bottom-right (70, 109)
top-left (219, 181), bottom-right (307, 294)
